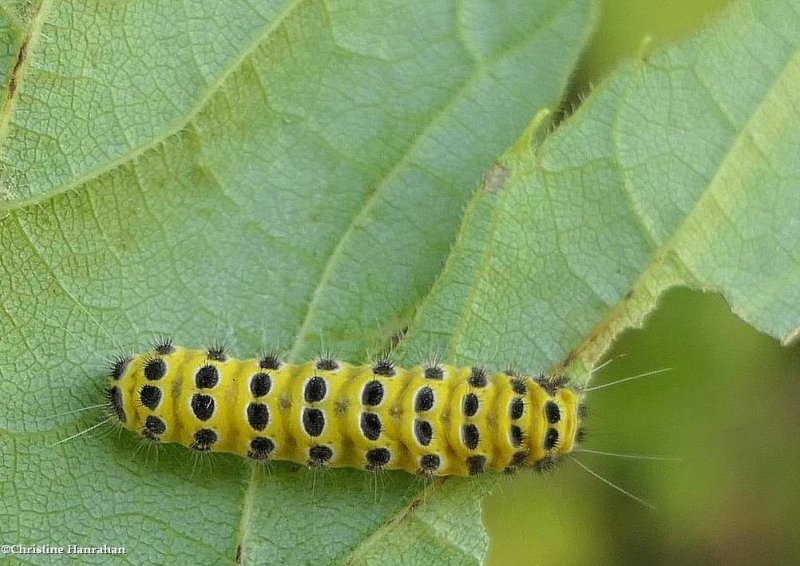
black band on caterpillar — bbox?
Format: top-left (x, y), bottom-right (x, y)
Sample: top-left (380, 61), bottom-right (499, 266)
top-left (107, 345), bottom-right (585, 476)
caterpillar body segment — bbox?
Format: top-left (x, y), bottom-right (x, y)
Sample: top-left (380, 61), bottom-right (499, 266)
top-left (106, 345), bottom-right (585, 476)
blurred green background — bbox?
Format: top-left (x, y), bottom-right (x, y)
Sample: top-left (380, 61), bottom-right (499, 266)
top-left (483, 1), bottom-right (800, 565)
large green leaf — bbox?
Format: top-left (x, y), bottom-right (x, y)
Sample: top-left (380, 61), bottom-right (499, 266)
top-left (0, 1), bottom-right (593, 565)
top-left (3, 0), bottom-right (799, 563)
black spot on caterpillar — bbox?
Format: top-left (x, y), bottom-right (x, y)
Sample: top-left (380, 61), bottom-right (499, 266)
top-left (105, 344), bottom-right (585, 476)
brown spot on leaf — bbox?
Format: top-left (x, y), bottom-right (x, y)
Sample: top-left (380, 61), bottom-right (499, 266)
top-left (483, 162), bottom-right (509, 193)
top-left (7, 35), bottom-right (29, 99)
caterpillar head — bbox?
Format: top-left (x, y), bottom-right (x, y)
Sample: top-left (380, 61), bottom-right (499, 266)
top-left (529, 375), bottom-right (586, 473)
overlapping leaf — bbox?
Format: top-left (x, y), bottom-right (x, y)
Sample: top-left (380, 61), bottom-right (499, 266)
top-left (0, 1), bottom-right (593, 564)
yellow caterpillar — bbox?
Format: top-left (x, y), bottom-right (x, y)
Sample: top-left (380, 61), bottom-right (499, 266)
top-left (106, 340), bottom-right (585, 476)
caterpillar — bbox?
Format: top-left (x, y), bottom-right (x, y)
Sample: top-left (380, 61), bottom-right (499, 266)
top-left (104, 340), bottom-right (587, 476)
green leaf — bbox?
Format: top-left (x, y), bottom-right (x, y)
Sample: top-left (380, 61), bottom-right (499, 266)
top-left (407, 0), bottom-right (800, 381)
top-left (0, 1), bottom-right (592, 565)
